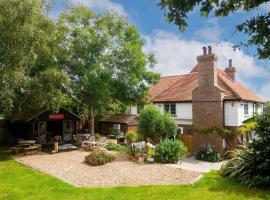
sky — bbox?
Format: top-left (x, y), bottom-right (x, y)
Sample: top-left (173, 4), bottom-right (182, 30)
top-left (50, 0), bottom-right (270, 100)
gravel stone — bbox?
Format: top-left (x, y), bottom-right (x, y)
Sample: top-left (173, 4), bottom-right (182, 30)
top-left (15, 150), bottom-right (200, 187)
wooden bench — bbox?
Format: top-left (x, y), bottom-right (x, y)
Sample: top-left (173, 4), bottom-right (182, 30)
top-left (23, 146), bottom-right (39, 155)
top-left (11, 147), bottom-right (22, 154)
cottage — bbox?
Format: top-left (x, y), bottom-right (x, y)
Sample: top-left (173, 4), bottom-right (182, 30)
top-left (131, 46), bottom-right (263, 154)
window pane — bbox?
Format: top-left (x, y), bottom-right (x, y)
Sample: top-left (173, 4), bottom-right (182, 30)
top-left (170, 104), bottom-right (176, 115)
top-left (244, 103), bottom-right (249, 115)
top-left (165, 104), bottom-right (170, 113)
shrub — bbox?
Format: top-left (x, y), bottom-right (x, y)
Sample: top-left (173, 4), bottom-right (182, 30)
top-left (196, 147), bottom-right (222, 162)
top-left (95, 133), bottom-right (101, 141)
top-left (85, 150), bottom-right (115, 166)
top-left (138, 105), bottom-right (164, 142)
top-left (146, 147), bottom-right (155, 158)
top-left (219, 114), bottom-right (270, 188)
top-left (155, 139), bottom-right (187, 163)
top-left (106, 143), bottom-right (128, 152)
top-left (162, 113), bottom-right (177, 138)
top-left (125, 131), bottom-right (138, 145)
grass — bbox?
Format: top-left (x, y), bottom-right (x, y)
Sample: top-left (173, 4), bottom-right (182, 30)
top-left (0, 148), bottom-right (270, 200)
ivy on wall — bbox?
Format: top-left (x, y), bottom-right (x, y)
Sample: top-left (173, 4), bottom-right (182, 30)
top-left (191, 121), bottom-right (257, 140)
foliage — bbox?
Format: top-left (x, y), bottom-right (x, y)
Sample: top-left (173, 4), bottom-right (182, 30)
top-left (146, 147), bottom-right (155, 158)
top-left (58, 6), bottom-right (159, 134)
top-left (85, 150), bottom-right (115, 166)
top-left (192, 126), bottom-right (235, 139)
top-left (154, 139), bottom-right (187, 163)
top-left (0, 0), bottom-right (68, 116)
top-left (264, 101), bottom-right (270, 114)
top-left (220, 114), bottom-right (270, 188)
top-left (196, 147), bottom-right (222, 162)
top-left (1, 149), bottom-right (270, 199)
top-left (95, 133), bottom-right (101, 141)
top-left (138, 105), bottom-right (177, 142)
top-left (125, 131), bottom-right (138, 145)
top-left (106, 143), bottom-right (128, 152)
top-left (162, 113), bottom-right (177, 138)
top-left (158, 0), bottom-right (270, 59)
top-left (138, 105), bottom-right (164, 142)
top-left (192, 122), bottom-right (257, 140)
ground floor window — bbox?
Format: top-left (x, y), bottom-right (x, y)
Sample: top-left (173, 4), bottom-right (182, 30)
top-left (164, 103), bottom-right (176, 116)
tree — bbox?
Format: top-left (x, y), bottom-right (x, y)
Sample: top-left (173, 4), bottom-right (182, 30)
top-left (59, 6), bottom-right (159, 134)
top-left (264, 101), bottom-right (270, 114)
top-left (138, 105), bottom-right (164, 142)
top-left (162, 113), bottom-right (177, 138)
top-left (158, 0), bottom-right (270, 59)
top-left (0, 0), bottom-right (69, 117)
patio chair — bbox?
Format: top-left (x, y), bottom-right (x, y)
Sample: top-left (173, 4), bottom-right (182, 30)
top-left (81, 136), bottom-right (96, 151)
top-left (97, 137), bottom-right (107, 148)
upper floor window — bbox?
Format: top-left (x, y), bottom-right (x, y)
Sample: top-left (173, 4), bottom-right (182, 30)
top-left (164, 103), bottom-right (176, 116)
top-left (244, 103), bottom-right (249, 116)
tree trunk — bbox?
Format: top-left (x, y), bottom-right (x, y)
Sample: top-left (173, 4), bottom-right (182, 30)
top-left (88, 106), bottom-right (95, 135)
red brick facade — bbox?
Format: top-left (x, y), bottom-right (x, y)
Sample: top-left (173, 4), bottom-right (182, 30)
top-left (192, 46), bottom-right (225, 154)
top-left (192, 46), bottom-right (224, 128)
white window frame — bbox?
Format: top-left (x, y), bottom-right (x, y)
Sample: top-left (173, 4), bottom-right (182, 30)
top-left (164, 103), bottom-right (176, 116)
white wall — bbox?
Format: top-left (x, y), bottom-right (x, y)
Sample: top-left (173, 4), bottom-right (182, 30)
top-left (154, 103), bottom-right (192, 125)
top-left (224, 101), bottom-right (240, 126)
top-left (225, 101), bottom-right (263, 126)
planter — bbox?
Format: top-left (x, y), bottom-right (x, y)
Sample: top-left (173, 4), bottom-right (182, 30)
top-left (146, 157), bottom-right (155, 164)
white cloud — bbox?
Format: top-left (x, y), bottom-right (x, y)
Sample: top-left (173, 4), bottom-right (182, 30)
top-left (193, 18), bottom-right (223, 42)
top-left (259, 2), bottom-right (270, 12)
top-left (258, 83), bottom-right (270, 100)
top-left (144, 30), bottom-right (270, 100)
top-left (71, 0), bottom-right (128, 17)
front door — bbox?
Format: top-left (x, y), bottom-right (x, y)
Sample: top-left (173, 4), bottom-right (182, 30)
top-left (63, 120), bottom-right (73, 142)
top-left (38, 121), bottom-right (47, 144)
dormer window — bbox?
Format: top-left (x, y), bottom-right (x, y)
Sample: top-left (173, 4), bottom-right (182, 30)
top-left (164, 103), bottom-right (176, 116)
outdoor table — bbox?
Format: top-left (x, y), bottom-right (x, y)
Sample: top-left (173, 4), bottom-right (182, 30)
top-left (16, 140), bottom-right (39, 154)
top-left (18, 140), bottom-right (36, 147)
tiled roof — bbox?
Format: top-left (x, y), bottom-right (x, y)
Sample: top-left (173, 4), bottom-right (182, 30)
top-left (150, 65), bottom-right (263, 103)
top-left (99, 114), bottom-right (138, 125)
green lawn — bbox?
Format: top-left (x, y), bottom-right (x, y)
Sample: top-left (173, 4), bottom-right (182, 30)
top-left (0, 149), bottom-right (269, 200)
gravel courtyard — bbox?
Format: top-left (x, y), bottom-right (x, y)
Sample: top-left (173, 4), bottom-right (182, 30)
top-left (15, 150), bottom-right (200, 187)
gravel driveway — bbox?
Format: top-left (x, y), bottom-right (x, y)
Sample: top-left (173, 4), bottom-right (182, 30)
top-left (15, 150), bottom-right (200, 187)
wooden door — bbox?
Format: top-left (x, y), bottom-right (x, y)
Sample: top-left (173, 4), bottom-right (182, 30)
top-left (180, 134), bottom-right (193, 155)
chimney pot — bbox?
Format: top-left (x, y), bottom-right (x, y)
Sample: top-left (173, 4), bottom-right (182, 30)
top-left (203, 47), bottom-right (207, 55)
top-left (208, 46), bottom-right (212, 54)
top-left (229, 59), bottom-right (232, 67)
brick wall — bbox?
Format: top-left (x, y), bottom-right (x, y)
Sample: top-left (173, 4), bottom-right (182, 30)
top-left (192, 47), bottom-right (224, 128)
top-left (192, 46), bottom-right (225, 154)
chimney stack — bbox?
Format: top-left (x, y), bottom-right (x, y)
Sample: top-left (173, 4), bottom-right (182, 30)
top-left (225, 59), bottom-right (236, 82)
top-left (192, 46), bottom-right (224, 129)
top-left (197, 46), bottom-right (218, 86)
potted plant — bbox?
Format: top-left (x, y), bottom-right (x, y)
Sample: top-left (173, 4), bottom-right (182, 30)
top-left (138, 149), bottom-right (145, 163)
top-left (146, 147), bottom-right (155, 164)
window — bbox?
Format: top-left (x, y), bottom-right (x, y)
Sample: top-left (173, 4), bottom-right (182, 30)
top-left (113, 124), bottom-right (121, 130)
top-left (244, 103), bottom-right (249, 116)
top-left (164, 103), bottom-right (176, 116)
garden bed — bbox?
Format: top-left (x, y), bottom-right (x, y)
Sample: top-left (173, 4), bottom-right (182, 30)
top-left (15, 150), bottom-right (200, 187)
